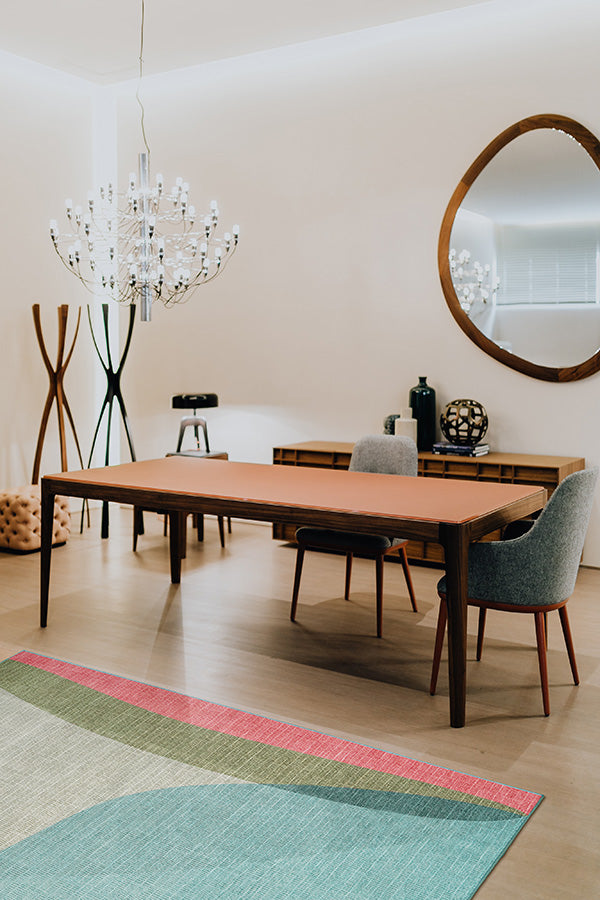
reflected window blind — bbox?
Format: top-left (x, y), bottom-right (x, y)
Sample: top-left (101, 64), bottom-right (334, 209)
top-left (496, 224), bottom-right (600, 305)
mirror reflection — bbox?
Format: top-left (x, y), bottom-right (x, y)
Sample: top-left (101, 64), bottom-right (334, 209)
top-left (450, 127), bottom-right (600, 369)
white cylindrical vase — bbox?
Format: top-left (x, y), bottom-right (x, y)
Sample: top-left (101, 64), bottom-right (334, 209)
top-left (394, 408), bottom-right (418, 444)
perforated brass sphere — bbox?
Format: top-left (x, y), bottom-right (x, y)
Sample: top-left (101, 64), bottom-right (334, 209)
top-left (440, 399), bottom-right (488, 446)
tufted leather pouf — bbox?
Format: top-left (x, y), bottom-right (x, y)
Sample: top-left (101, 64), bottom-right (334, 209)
top-left (0, 485), bottom-right (70, 553)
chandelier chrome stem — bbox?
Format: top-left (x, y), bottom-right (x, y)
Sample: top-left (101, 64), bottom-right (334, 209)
top-left (138, 152), bottom-right (152, 322)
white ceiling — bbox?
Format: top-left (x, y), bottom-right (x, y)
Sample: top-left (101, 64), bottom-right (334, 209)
top-left (0, 0), bottom-right (491, 84)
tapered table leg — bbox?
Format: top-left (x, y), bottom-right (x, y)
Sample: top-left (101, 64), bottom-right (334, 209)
top-left (40, 482), bottom-right (55, 628)
top-left (439, 523), bottom-right (469, 728)
top-left (168, 511), bottom-right (184, 584)
top-left (101, 502), bottom-right (110, 540)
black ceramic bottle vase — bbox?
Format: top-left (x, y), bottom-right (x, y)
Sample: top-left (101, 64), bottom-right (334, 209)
top-left (409, 377), bottom-right (436, 451)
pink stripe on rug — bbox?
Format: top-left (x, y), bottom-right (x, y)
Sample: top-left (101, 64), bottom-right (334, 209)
top-left (13, 651), bottom-right (541, 814)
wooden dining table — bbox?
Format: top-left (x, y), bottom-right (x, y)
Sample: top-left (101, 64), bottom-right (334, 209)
top-left (40, 456), bottom-right (546, 727)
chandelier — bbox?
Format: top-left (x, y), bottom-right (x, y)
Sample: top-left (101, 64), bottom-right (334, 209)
top-left (449, 248), bottom-right (499, 313)
top-left (49, 2), bottom-right (239, 322)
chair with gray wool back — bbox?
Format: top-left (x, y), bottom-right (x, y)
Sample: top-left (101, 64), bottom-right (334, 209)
top-left (430, 466), bottom-right (598, 715)
top-left (290, 434), bottom-right (418, 638)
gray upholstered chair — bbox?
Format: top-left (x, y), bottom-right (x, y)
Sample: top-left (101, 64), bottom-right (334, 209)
top-left (430, 466), bottom-right (598, 715)
top-left (290, 435), bottom-right (418, 638)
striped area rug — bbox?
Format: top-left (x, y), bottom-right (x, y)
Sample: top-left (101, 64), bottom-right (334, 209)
top-left (0, 652), bottom-right (542, 898)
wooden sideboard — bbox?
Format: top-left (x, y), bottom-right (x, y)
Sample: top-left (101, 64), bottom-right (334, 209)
top-left (272, 441), bottom-right (585, 564)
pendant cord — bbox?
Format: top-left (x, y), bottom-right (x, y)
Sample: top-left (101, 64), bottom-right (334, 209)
top-left (136, 0), bottom-right (151, 159)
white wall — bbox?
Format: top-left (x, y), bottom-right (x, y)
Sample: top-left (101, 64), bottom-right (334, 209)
top-left (0, 54), bottom-right (95, 487)
top-left (108, 1), bottom-right (600, 565)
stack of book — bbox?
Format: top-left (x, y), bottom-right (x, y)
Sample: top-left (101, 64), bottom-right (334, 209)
top-left (432, 442), bottom-right (490, 457)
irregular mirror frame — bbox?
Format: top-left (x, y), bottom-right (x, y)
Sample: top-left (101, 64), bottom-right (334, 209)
top-left (438, 114), bottom-right (600, 382)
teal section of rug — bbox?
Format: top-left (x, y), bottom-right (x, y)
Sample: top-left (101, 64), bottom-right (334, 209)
top-left (0, 783), bottom-right (525, 899)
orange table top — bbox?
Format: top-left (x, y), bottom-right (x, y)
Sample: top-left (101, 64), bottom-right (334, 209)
top-left (44, 457), bottom-right (545, 526)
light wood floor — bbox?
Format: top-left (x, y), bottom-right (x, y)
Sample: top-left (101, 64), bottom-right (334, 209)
top-left (1, 507), bottom-right (599, 898)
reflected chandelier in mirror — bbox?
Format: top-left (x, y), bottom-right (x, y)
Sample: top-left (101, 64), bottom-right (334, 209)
top-left (449, 249), bottom-right (500, 313)
top-left (438, 114), bottom-right (600, 382)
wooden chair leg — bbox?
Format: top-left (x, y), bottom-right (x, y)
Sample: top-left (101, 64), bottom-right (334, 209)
top-left (290, 545), bottom-right (305, 622)
top-left (196, 513), bottom-right (204, 542)
top-left (558, 605), bottom-right (580, 685)
top-left (344, 553), bottom-right (353, 601)
top-left (430, 598), bottom-right (447, 695)
top-left (227, 517), bottom-right (232, 533)
top-left (134, 507), bottom-right (145, 544)
top-left (534, 611), bottom-right (551, 716)
top-left (476, 607), bottom-right (487, 661)
top-left (218, 516), bottom-right (226, 548)
top-left (179, 513), bottom-right (187, 559)
top-left (132, 507), bottom-right (147, 550)
top-left (375, 553), bottom-right (384, 638)
top-left (132, 507), bottom-right (141, 551)
top-left (398, 546), bottom-right (418, 611)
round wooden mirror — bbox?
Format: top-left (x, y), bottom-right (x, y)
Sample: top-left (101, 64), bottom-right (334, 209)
top-left (438, 114), bottom-right (600, 381)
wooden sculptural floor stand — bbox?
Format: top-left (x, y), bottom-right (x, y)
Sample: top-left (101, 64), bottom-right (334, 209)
top-left (85, 303), bottom-right (142, 539)
top-left (31, 304), bottom-right (86, 485)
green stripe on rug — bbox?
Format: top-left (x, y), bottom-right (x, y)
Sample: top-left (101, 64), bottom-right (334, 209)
top-left (0, 659), bottom-right (519, 814)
